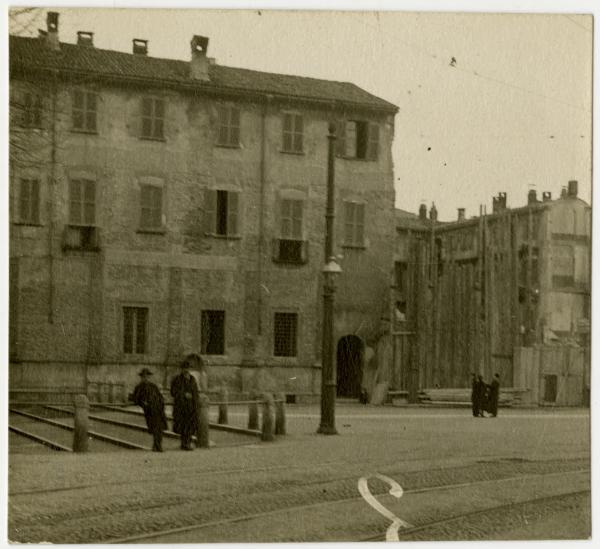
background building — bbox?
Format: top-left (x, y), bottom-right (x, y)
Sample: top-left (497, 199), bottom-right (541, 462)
top-left (390, 182), bottom-right (591, 406)
top-left (9, 13), bottom-right (398, 402)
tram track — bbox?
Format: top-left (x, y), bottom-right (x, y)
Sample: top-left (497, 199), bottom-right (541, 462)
top-left (9, 456), bottom-right (590, 543)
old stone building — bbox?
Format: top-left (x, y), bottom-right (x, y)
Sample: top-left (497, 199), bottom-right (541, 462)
top-left (9, 13), bottom-right (398, 402)
top-left (390, 183), bottom-right (591, 406)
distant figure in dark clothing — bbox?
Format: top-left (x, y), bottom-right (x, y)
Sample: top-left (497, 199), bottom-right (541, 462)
top-left (171, 355), bottom-right (200, 450)
top-left (486, 373), bottom-right (501, 417)
top-left (475, 375), bottom-right (486, 417)
top-left (131, 368), bottom-right (167, 452)
top-left (470, 373), bottom-right (478, 417)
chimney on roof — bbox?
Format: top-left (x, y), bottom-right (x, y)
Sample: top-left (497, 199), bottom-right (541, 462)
top-left (542, 191), bottom-right (552, 202)
top-left (133, 39), bottom-right (148, 55)
top-left (418, 203), bottom-right (427, 220)
top-left (429, 203), bottom-right (438, 222)
top-left (77, 31), bottom-right (94, 47)
top-left (457, 208), bottom-right (465, 222)
top-left (45, 11), bottom-right (60, 51)
top-left (190, 35), bottom-right (210, 81)
top-left (527, 189), bottom-right (538, 205)
top-left (568, 180), bottom-right (578, 198)
top-left (492, 192), bottom-right (507, 213)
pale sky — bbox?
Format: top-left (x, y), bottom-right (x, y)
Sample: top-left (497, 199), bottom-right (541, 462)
top-left (9, 6), bottom-right (593, 221)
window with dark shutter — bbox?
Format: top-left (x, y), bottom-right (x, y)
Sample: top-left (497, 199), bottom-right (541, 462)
top-left (19, 178), bottom-right (40, 224)
top-left (275, 199), bottom-right (306, 263)
top-left (274, 312), bottom-right (298, 357)
top-left (201, 310), bottom-right (225, 355)
top-left (343, 201), bottom-right (365, 247)
top-left (204, 189), bottom-right (240, 237)
top-left (72, 90), bottom-right (98, 132)
top-left (338, 120), bottom-right (379, 160)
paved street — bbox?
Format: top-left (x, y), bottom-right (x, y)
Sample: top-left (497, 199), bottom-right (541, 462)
top-left (8, 403), bottom-right (590, 543)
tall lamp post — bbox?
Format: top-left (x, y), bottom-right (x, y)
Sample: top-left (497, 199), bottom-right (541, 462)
top-left (318, 123), bottom-right (341, 435)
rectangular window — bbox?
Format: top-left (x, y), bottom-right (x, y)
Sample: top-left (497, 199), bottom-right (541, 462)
top-left (274, 312), bottom-right (298, 357)
top-left (282, 113), bottom-right (303, 153)
top-left (552, 245), bottom-right (575, 288)
top-left (204, 189), bottom-right (239, 236)
top-left (216, 104), bottom-right (240, 147)
top-left (201, 310), bottom-right (225, 355)
top-left (543, 374), bottom-right (558, 403)
top-left (69, 179), bottom-right (96, 226)
top-left (140, 185), bottom-right (163, 229)
top-left (19, 178), bottom-right (40, 224)
top-left (141, 97), bottom-right (165, 139)
top-left (72, 90), bottom-right (97, 132)
top-left (339, 120), bottom-right (379, 160)
top-left (123, 307), bottom-right (148, 355)
top-left (394, 261), bottom-right (408, 293)
top-left (344, 201), bottom-right (365, 247)
top-left (21, 92), bottom-right (42, 127)
top-left (275, 199), bottom-right (305, 263)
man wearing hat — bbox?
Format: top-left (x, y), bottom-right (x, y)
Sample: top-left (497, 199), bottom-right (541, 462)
top-left (170, 354), bottom-right (200, 450)
top-left (130, 368), bottom-right (168, 452)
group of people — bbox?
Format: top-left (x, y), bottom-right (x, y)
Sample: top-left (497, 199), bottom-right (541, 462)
top-left (129, 353), bottom-right (208, 452)
top-left (471, 373), bottom-right (500, 418)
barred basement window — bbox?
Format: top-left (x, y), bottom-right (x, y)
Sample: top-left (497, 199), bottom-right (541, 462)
top-left (282, 113), bottom-right (303, 153)
top-left (140, 185), bottom-right (163, 229)
top-left (19, 178), bottom-right (40, 224)
top-left (72, 90), bottom-right (97, 132)
top-left (216, 105), bottom-right (240, 147)
top-left (141, 97), bottom-right (165, 139)
top-left (123, 307), bottom-right (148, 354)
top-left (201, 310), bottom-right (225, 355)
top-left (69, 179), bottom-right (96, 226)
top-left (274, 312), bottom-right (298, 357)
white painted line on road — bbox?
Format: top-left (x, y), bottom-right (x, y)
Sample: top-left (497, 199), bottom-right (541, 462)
top-left (358, 473), bottom-right (413, 541)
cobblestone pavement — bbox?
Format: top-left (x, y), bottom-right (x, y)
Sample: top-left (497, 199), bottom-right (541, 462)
top-left (7, 404), bottom-right (590, 543)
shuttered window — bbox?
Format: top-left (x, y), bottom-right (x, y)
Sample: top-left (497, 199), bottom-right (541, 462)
top-left (344, 201), bottom-right (365, 247)
top-left (282, 113), bottom-right (303, 153)
top-left (19, 178), bottom-right (40, 224)
top-left (141, 97), bottom-right (165, 139)
top-left (337, 119), bottom-right (379, 160)
top-left (69, 179), bottom-right (96, 226)
top-left (203, 189), bottom-right (240, 236)
top-left (72, 90), bottom-right (97, 132)
top-left (21, 92), bottom-right (43, 128)
top-left (281, 199), bottom-right (303, 239)
top-left (140, 185), bottom-right (163, 229)
top-left (216, 105), bottom-right (241, 146)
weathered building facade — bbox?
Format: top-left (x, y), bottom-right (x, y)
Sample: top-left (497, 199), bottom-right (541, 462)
top-left (390, 184), bottom-right (591, 405)
top-left (9, 13), bottom-right (398, 401)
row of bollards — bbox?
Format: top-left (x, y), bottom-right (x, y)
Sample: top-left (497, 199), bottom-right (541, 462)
top-left (71, 391), bottom-right (287, 452)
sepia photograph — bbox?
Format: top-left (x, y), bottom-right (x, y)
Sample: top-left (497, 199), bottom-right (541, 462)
top-left (5, 1), bottom-right (594, 544)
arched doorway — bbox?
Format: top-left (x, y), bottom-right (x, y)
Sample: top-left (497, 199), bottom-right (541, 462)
top-left (336, 335), bottom-right (364, 398)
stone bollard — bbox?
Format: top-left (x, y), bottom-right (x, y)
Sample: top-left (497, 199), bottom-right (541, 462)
top-left (261, 392), bottom-right (275, 442)
top-left (218, 387), bottom-right (229, 425)
top-left (73, 394), bottom-right (90, 453)
top-left (196, 394), bottom-right (210, 449)
top-left (247, 392), bottom-right (259, 430)
top-left (275, 392), bottom-right (287, 436)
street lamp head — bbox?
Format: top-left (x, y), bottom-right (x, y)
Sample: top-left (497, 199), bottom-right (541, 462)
top-left (328, 122), bottom-right (337, 137)
top-left (323, 256), bottom-right (342, 276)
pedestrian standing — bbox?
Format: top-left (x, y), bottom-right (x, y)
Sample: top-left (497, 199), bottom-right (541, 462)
top-left (170, 355), bottom-right (200, 450)
top-left (470, 373), bottom-right (479, 417)
top-left (487, 373), bottom-right (501, 417)
top-left (475, 374), bottom-right (486, 417)
top-left (130, 368), bottom-right (167, 452)
top-left (188, 353), bottom-right (209, 444)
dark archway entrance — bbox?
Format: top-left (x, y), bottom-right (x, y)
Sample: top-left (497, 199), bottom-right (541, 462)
top-left (336, 335), bottom-right (364, 398)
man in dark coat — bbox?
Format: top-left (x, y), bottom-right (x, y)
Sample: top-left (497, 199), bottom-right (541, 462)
top-left (487, 373), bottom-right (501, 417)
top-left (470, 373), bottom-right (479, 417)
top-left (475, 374), bottom-right (486, 417)
top-left (130, 368), bottom-right (167, 452)
top-left (170, 356), bottom-right (200, 450)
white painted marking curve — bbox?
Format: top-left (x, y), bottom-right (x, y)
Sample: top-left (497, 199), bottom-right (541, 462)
top-left (358, 473), bottom-right (413, 541)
